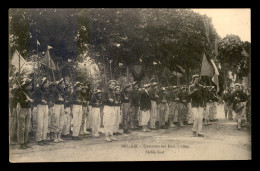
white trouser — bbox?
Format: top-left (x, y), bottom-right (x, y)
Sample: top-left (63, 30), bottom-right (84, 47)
top-left (187, 102), bottom-right (193, 123)
top-left (63, 107), bottom-right (71, 135)
top-left (72, 105), bottom-right (83, 137)
top-left (103, 105), bottom-right (115, 136)
top-left (192, 107), bottom-right (203, 134)
top-left (52, 104), bottom-right (64, 133)
top-left (92, 107), bottom-right (101, 135)
top-left (149, 101), bottom-right (157, 128)
top-left (86, 105), bottom-right (92, 129)
top-left (36, 105), bottom-right (49, 141)
top-left (140, 110), bottom-right (151, 126)
top-left (114, 106), bottom-right (121, 132)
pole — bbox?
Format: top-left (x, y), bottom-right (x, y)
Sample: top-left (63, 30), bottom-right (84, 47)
top-left (18, 50), bottom-right (20, 79)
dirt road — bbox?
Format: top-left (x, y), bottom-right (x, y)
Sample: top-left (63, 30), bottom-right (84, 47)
top-left (9, 104), bottom-right (251, 162)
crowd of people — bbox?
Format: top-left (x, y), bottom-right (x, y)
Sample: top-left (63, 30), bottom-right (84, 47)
top-left (9, 74), bottom-right (250, 150)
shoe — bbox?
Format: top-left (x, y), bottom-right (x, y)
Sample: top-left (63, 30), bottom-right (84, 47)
top-left (110, 136), bottom-right (118, 141)
top-left (192, 131), bottom-right (197, 137)
top-left (179, 124), bottom-right (185, 127)
top-left (20, 144), bottom-right (27, 149)
top-left (145, 128), bottom-right (151, 132)
top-left (170, 124), bottom-right (175, 128)
top-left (198, 134), bottom-right (204, 137)
top-left (24, 143), bottom-right (31, 148)
top-left (123, 129), bottom-right (131, 134)
top-left (37, 141), bottom-right (44, 146)
top-left (142, 129), bottom-right (148, 132)
top-left (54, 139), bottom-right (59, 143)
top-left (79, 132), bottom-right (84, 135)
top-left (238, 127), bottom-right (241, 130)
top-left (83, 131), bottom-right (90, 135)
top-left (105, 137), bottom-right (112, 142)
top-left (42, 140), bottom-right (50, 145)
top-left (72, 136), bottom-right (82, 140)
top-left (93, 134), bottom-right (100, 138)
top-left (58, 138), bottom-right (64, 142)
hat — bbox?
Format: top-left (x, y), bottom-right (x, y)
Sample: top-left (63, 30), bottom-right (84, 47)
top-left (192, 74), bottom-right (200, 79)
top-left (108, 80), bottom-right (117, 85)
top-left (151, 82), bottom-right (158, 87)
top-left (41, 77), bottom-right (47, 85)
top-left (49, 81), bottom-right (57, 87)
top-left (234, 83), bottom-right (241, 87)
top-left (94, 89), bottom-right (102, 94)
top-left (114, 86), bottom-right (121, 91)
top-left (56, 78), bottom-right (64, 85)
top-left (150, 78), bottom-right (156, 83)
top-left (161, 87), bottom-right (166, 91)
top-left (143, 84), bottom-right (150, 88)
top-left (74, 81), bottom-right (83, 87)
top-left (20, 78), bottom-right (32, 86)
top-left (132, 81), bottom-right (138, 86)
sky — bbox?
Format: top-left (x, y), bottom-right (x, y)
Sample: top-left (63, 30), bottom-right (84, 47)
top-left (191, 9), bottom-right (251, 42)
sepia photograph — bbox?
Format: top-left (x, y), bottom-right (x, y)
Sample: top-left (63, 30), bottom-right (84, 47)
top-left (8, 8), bottom-right (251, 162)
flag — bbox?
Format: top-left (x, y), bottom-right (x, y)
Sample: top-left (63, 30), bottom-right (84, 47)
top-left (153, 61), bottom-right (157, 65)
top-left (37, 40), bottom-right (40, 46)
top-left (47, 45), bottom-right (53, 50)
top-left (200, 53), bottom-right (214, 77)
top-left (11, 50), bottom-right (27, 72)
top-left (40, 49), bottom-right (56, 70)
top-left (119, 62), bottom-right (123, 67)
top-left (210, 59), bottom-right (220, 92)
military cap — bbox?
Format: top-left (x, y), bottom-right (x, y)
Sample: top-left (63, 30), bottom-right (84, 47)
top-left (94, 89), bottom-right (102, 94)
top-left (108, 80), bottom-right (117, 85)
top-left (74, 81), bottom-right (83, 88)
top-left (41, 77), bottom-right (47, 85)
top-left (132, 81), bottom-right (138, 86)
top-left (56, 78), bottom-right (64, 85)
top-left (161, 87), bottom-right (166, 91)
top-left (114, 85), bottom-right (121, 91)
top-left (150, 78), bottom-right (157, 83)
top-left (234, 83), bottom-right (241, 87)
top-left (192, 74), bottom-right (200, 79)
top-left (20, 77), bottom-right (32, 86)
top-left (151, 82), bottom-right (158, 87)
top-left (143, 84), bottom-right (150, 88)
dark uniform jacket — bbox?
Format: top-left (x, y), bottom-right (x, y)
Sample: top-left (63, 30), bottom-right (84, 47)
top-left (64, 91), bottom-right (73, 108)
top-left (189, 83), bottom-right (204, 108)
top-left (114, 93), bottom-right (122, 106)
top-left (81, 90), bottom-right (91, 107)
top-left (167, 89), bottom-right (178, 102)
top-left (131, 90), bottom-right (140, 107)
top-left (149, 89), bottom-right (159, 102)
top-left (230, 91), bottom-right (248, 104)
top-left (102, 88), bottom-right (116, 106)
top-left (140, 90), bottom-right (151, 111)
top-left (177, 91), bottom-right (190, 105)
top-left (53, 87), bottom-right (65, 104)
top-left (158, 91), bottom-right (167, 104)
top-left (89, 94), bottom-right (102, 108)
top-left (15, 87), bottom-right (33, 108)
top-left (121, 90), bottom-right (131, 104)
top-left (33, 87), bottom-right (49, 106)
top-left (71, 91), bottom-right (84, 105)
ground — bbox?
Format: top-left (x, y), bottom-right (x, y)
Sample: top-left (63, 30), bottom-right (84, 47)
top-left (9, 104), bottom-right (251, 162)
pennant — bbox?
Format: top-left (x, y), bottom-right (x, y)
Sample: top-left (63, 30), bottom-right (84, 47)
top-left (210, 59), bottom-right (220, 92)
top-left (119, 62), bottom-right (123, 67)
top-left (200, 53), bottom-right (214, 77)
top-left (11, 50), bottom-right (27, 72)
top-left (40, 49), bottom-right (56, 70)
top-left (47, 45), bottom-right (53, 50)
top-left (37, 40), bottom-right (40, 46)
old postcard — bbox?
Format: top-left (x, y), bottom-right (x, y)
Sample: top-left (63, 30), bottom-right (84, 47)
top-left (9, 8), bottom-right (251, 162)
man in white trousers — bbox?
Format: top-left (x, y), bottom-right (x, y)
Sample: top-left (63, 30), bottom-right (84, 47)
top-left (102, 80), bottom-right (117, 142)
top-left (90, 89), bottom-right (102, 137)
top-left (140, 84), bottom-right (152, 132)
top-left (71, 82), bottom-right (84, 140)
top-left (189, 75), bottom-right (206, 137)
top-left (62, 84), bottom-right (73, 138)
top-left (114, 86), bottom-right (122, 135)
top-left (33, 77), bottom-right (51, 145)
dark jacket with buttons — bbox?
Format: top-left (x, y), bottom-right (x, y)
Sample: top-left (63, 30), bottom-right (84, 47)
top-left (140, 90), bottom-right (151, 111)
top-left (189, 83), bottom-right (204, 108)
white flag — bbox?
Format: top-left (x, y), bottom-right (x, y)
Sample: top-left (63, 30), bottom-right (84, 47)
top-left (11, 50), bottom-right (27, 72)
top-left (47, 45), bottom-right (53, 50)
top-left (37, 40), bottom-right (40, 45)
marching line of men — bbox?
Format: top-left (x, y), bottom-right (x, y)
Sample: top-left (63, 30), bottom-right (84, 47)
top-left (9, 74), bottom-right (249, 149)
